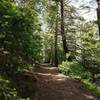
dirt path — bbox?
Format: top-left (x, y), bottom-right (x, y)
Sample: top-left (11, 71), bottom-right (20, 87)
top-left (34, 64), bottom-right (99, 100)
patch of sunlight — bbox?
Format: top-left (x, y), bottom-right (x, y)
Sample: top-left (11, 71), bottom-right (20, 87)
top-left (51, 74), bottom-right (69, 81)
top-left (55, 74), bottom-right (68, 78)
top-left (42, 67), bottom-right (58, 70)
top-left (56, 78), bottom-right (66, 81)
top-left (83, 94), bottom-right (95, 99)
top-left (36, 72), bottom-right (51, 76)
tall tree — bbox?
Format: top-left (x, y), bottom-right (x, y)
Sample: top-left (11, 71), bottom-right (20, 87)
top-left (96, 0), bottom-right (100, 38)
top-left (55, 2), bottom-right (59, 66)
top-left (60, 0), bottom-right (68, 54)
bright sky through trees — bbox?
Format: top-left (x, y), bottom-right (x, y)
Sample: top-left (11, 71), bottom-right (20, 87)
top-left (71, 0), bottom-right (97, 21)
top-left (42, 0), bottom-right (97, 31)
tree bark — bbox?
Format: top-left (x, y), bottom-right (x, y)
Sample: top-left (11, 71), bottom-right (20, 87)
top-left (97, 8), bottom-right (100, 38)
top-left (54, 2), bottom-right (58, 67)
top-left (60, 0), bottom-right (69, 54)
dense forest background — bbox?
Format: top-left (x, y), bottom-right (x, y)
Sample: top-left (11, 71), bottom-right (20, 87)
top-left (0, 0), bottom-right (100, 99)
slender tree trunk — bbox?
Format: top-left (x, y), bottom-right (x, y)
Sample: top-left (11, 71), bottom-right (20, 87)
top-left (50, 39), bottom-right (54, 65)
top-left (97, 9), bottom-right (100, 37)
top-left (60, 0), bottom-right (69, 54)
top-left (96, 1), bottom-right (100, 38)
top-left (55, 2), bottom-right (58, 67)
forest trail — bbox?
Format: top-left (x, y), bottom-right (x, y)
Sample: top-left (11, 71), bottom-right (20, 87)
top-left (34, 64), bottom-right (98, 100)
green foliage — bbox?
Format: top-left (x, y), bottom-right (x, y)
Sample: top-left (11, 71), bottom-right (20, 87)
top-left (78, 23), bottom-right (100, 76)
top-left (82, 80), bottom-right (100, 98)
top-left (0, 0), bottom-right (41, 99)
top-left (0, 76), bottom-right (18, 100)
top-left (58, 60), bottom-right (98, 82)
top-left (0, 0), bottom-right (42, 76)
top-left (0, 0), bottom-right (100, 99)
top-left (58, 61), bottom-right (92, 80)
top-left (0, 0), bottom-right (42, 59)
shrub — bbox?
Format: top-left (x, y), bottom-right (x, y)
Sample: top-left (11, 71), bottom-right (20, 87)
top-left (0, 76), bottom-right (18, 100)
top-left (82, 80), bottom-right (100, 98)
top-left (58, 61), bottom-right (92, 81)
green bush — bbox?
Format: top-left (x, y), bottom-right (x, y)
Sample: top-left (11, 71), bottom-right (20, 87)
top-left (82, 80), bottom-right (100, 98)
top-left (0, 76), bottom-right (18, 100)
top-left (0, 0), bottom-right (42, 78)
top-left (58, 61), bottom-right (92, 80)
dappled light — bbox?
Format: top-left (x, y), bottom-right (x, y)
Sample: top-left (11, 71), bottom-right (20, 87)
top-left (34, 65), bottom-right (98, 100)
top-left (83, 94), bottom-right (97, 100)
top-left (0, 0), bottom-right (100, 99)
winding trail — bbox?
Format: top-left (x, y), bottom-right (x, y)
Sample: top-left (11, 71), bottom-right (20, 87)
top-left (34, 64), bottom-right (99, 100)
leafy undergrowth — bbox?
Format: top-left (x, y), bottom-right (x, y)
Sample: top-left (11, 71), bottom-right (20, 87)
top-left (0, 67), bottom-right (37, 100)
top-left (0, 76), bottom-right (18, 100)
top-left (58, 61), bottom-right (100, 98)
top-left (82, 80), bottom-right (100, 98)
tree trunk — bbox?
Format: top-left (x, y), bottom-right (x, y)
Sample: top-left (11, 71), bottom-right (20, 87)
top-left (60, 0), bottom-right (69, 54)
top-left (54, 2), bottom-right (58, 67)
top-left (97, 8), bottom-right (100, 38)
top-left (50, 39), bottom-right (54, 65)
top-left (96, 1), bottom-right (100, 38)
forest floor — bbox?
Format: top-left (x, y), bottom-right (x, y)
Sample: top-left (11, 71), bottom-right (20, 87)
top-left (34, 64), bottom-right (99, 100)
